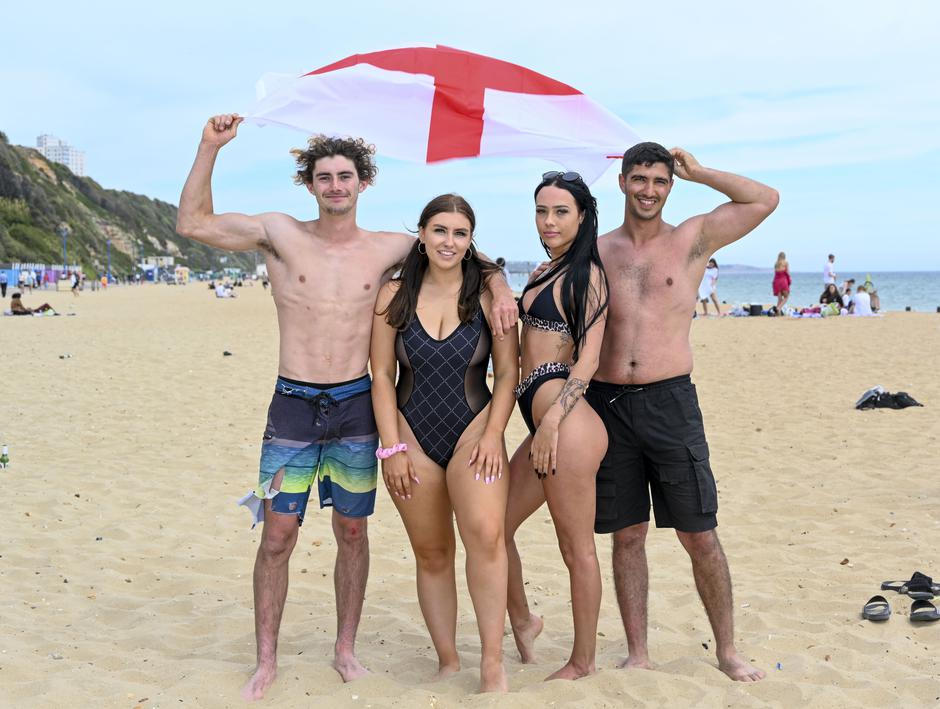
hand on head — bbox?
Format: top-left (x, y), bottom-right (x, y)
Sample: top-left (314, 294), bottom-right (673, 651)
top-left (670, 147), bottom-right (701, 181)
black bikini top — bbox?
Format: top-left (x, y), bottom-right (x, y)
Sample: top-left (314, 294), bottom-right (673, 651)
top-left (519, 278), bottom-right (571, 335)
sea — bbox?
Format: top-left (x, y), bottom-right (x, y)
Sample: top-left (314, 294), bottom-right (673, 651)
top-left (506, 270), bottom-right (940, 313)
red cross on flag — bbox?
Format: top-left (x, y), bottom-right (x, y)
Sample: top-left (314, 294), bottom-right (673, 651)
top-left (247, 45), bottom-right (641, 183)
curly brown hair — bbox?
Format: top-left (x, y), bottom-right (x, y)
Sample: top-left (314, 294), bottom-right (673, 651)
top-left (290, 135), bottom-right (378, 186)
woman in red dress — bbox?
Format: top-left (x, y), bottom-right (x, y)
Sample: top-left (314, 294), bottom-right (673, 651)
top-left (772, 251), bottom-right (791, 315)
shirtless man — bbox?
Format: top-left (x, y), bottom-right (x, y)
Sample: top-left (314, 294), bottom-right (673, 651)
top-left (176, 114), bottom-right (516, 701)
top-left (587, 142), bottom-right (778, 681)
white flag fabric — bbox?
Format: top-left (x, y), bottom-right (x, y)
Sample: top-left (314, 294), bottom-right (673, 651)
top-left (247, 45), bottom-right (641, 183)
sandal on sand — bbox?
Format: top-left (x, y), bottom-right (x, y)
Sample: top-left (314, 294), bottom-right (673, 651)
top-left (910, 599), bottom-right (940, 622)
top-left (861, 595), bottom-right (891, 621)
top-left (881, 571), bottom-right (939, 600)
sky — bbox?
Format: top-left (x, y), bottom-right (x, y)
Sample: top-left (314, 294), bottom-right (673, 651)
top-left (4, 1), bottom-right (939, 271)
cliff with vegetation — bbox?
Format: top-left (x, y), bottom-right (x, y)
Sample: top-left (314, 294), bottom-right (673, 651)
top-left (0, 131), bottom-right (255, 273)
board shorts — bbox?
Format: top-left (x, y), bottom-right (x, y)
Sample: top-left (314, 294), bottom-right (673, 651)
top-left (238, 374), bottom-right (378, 527)
top-left (585, 374), bottom-right (718, 534)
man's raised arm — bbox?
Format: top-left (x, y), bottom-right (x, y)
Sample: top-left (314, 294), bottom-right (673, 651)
top-left (176, 113), bottom-right (272, 252)
top-left (671, 147), bottom-right (780, 254)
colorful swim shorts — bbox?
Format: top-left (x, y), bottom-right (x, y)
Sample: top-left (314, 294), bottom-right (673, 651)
top-left (238, 374), bottom-right (378, 526)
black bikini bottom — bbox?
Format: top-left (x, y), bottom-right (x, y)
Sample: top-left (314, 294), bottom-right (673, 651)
top-left (514, 362), bottom-right (570, 435)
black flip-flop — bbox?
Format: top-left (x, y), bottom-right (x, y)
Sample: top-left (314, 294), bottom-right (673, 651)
top-left (861, 595), bottom-right (891, 621)
top-left (910, 599), bottom-right (940, 622)
top-left (881, 571), bottom-right (939, 600)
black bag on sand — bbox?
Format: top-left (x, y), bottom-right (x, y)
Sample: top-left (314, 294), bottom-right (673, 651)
top-left (890, 392), bottom-right (923, 408)
top-left (857, 391), bottom-right (924, 410)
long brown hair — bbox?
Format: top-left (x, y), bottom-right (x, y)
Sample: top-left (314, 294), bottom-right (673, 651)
top-left (382, 194), bottom-right (499, 330)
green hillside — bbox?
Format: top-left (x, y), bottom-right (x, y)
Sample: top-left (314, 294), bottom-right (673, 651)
top-left (0, 131), bottom-right (255, 274)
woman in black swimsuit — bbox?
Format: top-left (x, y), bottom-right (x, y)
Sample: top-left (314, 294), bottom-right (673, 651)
top-left (504, 172), bottom-right (609, 680)
top-left (370, 194), bottom-right (519, 693)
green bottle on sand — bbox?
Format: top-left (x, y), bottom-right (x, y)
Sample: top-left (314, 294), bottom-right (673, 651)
top-left (0, 445), bottom-right (8, 469)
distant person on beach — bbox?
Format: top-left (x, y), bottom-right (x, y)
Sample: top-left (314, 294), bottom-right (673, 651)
top-left (370, 194), bottom-right (518, 693)
top-left (504, 171), bottom-right (609, 681)
top-left (511, 143), bottom-right (776, 681)
top-left (843, 285), bottom-right (855, 312)
top-left (823, 253), bottom-right (836, 285)
top-left (0, 271), bottom-right (7, 298)
top-left (176, 113), bottom-right (516, 701)
top-left (852, 285), bottom-right (874, 316)
top-left (9, 292), bottom-right (55, 315)
top-left (863, 275), bottom-right (880, 312)
top-left (214, 282), bottom-right (236, 298)
top-left (840, 278), bottom-right (855, 296)
top-left (818, 283), bottom-right (844, 308)
top-left (70, 272), bottom-right (80, 296)
top-left (772, 252), bottom-right (791, 314)
top-left (697, 257), bottom-right (721, 316)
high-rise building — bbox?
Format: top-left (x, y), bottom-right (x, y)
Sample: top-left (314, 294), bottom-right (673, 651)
top-left (36, 134), bottom-right (86, 176)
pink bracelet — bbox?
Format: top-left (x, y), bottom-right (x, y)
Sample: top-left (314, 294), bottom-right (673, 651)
top-left (376, 442), bottom-right (408, 459)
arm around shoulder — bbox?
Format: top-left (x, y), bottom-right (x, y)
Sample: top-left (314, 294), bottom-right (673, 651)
top-left (477, 257), bottom-right (518, 338)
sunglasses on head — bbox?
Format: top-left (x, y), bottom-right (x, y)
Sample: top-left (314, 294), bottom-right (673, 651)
top-left (541, 170), bottom-right (583, 183)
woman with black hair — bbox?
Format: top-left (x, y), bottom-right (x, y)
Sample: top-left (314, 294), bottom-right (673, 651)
top-left (370, 194), bottom-right (518, 693)
top-left (503, 171), bottom-right (609, 680)
top-left (818, 283), bottom-right (844, 308)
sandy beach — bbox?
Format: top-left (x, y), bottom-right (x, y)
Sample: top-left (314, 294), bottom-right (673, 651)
top-left (1, 283), bottom-right (938, 708)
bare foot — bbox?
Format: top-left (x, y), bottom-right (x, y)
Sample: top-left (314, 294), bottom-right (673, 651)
top-left (479, 657), bottom-right (508, 693)
top-left (545, 660), bottom-right (594, 681)
top-left (241, 664), bottom-right (277, 702)
top-left (718, 652), bottom-right (766, 682)
top-left (511, 613), bottom-right (543, 663)
top-left (616, 654), bottom-right (653, 670)
top-left (434, 661), bottom-right (460, 680)
top-left (333, 652), bottom-right (369, 682)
